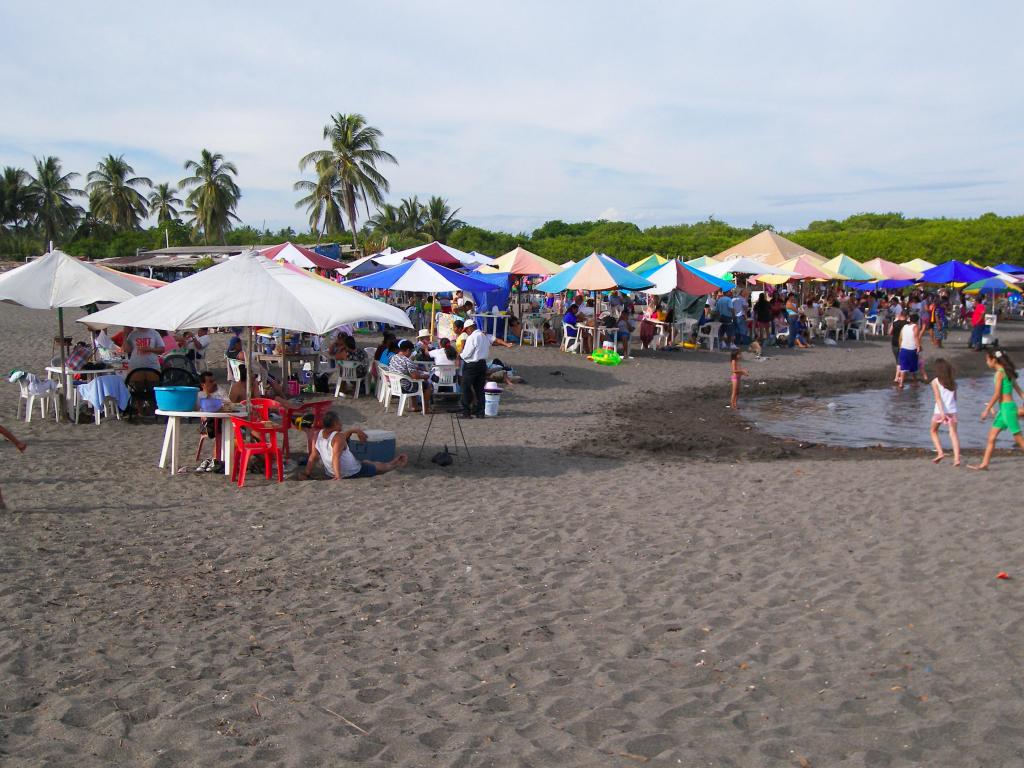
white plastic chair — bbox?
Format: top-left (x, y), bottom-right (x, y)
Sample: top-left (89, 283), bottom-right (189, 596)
top-left (375, 361), bottom-right (389, 403)
top-left (520, 317), bottom-right (543, 347)
top-left (674, 318), bottom-right (697, 346)
top-left (823, 316), bottom-right (842, 343)
top-left (697, 321), bottom-right (722, 351)
top-left (865, 315), bottom-right (881, 336)
top-left (848, 320), bottom-right (865, 341)
top-left (561, 325), bottom-right (581, 353)
top-left (334, 361), bottom-right (367, 399)
top-left (382, 371), bottom-right (426, 416)
top-left (17, 377), bottom-right (61, 422)
top-left (433, 365), bottom-right (460, 396)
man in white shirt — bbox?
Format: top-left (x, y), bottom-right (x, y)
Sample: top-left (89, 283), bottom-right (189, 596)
top-left (459, 319), bottom-right (491, 418)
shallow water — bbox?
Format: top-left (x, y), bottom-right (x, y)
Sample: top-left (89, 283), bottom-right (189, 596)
top-left (744, 374), bottom-right (1020, 449)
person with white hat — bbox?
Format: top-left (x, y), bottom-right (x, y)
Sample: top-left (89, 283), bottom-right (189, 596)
top-left (414, 328), bottom-right (433, 361)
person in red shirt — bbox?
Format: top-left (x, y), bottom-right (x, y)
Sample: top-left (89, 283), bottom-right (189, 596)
top-left (969, 300), bottom-right (988, 349)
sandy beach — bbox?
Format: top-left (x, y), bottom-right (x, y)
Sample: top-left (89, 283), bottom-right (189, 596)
top-left (2, 303), bottom-right (1024, 767)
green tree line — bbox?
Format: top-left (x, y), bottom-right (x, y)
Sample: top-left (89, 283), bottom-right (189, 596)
top-left (4, 110), bottom-right (1022, 268)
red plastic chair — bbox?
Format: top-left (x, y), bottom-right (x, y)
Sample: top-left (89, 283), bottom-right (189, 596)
top-left (247, 397), bottom-right (290, 454)
top-left (230, 417), bottom-right (284, 488)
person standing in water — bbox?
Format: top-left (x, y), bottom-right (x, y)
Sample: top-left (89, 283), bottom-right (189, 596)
top-left (970, 348), bottom-right (1024, 470)
top-left (928, 358), bottom-right (961, 466)
top-left (728, 350), bottom-right (748, 409)
top-left (895, 312), bottom-right (921, 390)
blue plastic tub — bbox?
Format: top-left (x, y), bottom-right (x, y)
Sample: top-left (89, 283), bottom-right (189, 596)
top-left (154, 386), bottom-right (199, 412)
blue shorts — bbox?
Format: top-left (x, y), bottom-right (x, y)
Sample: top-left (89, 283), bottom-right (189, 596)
top-left (898, 348), bottom-right (919, 373)
top-left (345, 461), bottom-right (378, 479)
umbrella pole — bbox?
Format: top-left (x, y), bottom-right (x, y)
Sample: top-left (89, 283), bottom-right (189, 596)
top-left (429, 293), bottom-right (436, 340)
top-left (246, 326), bottom-right (254, 417)
top-left (57, 307), bottom-right (68, 423)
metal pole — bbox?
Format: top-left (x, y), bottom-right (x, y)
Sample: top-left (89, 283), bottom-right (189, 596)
top-left (57, 308), bottom-right (68, 423)
top-left (245, 326), bottom-right (254, 417)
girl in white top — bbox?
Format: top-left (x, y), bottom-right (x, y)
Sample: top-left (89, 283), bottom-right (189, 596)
top-left (301, 411), bottom-right (407, 480)
top-left (929, 358), bottom-right (960, 466)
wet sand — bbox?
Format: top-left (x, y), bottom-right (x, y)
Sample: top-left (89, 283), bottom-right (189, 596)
top-left (2, 303), bottom-right (1024, 767)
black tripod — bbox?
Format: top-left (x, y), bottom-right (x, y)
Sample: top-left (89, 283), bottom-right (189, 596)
top-left (416, 411), bottom-right (472, 466)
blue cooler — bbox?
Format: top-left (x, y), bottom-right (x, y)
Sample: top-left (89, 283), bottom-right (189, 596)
top-left (349, 429), bottom-right (396, 462)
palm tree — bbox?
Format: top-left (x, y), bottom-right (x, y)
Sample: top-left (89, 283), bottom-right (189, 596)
top-left (0, 167), bottom-right (34, 233)
top-left (397, 196), bottom-right (426, 237)
top-left (179, 150), bottom-right (240, 243)
top-left (299, 113), bottom-right (396, 247)
top-left (148, 183), bottom-right (183, 225)
top-left (367, 203), bottom-right (403, 236)
top-left (86, 154), bottom-right (152, 230)
top-left (293, 158), bottom-right (345, 242)
top-left (27, 156), bottom-right (84, 247)
top-left (421, 196), bottom-right (466, 243)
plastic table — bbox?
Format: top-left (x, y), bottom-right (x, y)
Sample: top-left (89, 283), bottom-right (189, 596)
top-left (45, 365), bottom-right (125, 423)
top-left (156, 409), bottom-right (237, 477)
top-left (473, 313), bottom-right (509, 341)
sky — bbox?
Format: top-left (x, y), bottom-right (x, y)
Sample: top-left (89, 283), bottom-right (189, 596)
top-left (3, 1), bottom-right (1023, 235)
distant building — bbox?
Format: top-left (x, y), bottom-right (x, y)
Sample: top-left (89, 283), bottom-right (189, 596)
top-left (100, 242), bottom-right (361, 282)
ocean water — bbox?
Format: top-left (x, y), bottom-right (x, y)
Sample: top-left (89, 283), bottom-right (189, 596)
top-left (743, 374), bottom-right (1020, 449)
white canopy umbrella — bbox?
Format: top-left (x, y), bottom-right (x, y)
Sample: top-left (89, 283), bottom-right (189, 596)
top-left (0, 249), bottom-right (152, 308)
top-left (0, 249), bottom-right (156, 420)
top-left (80, 251), bottom-right (413, 404)
top-left (80, 250), bottom-right (411, 334)
top-left (699, 257), bottom-right (797, 278)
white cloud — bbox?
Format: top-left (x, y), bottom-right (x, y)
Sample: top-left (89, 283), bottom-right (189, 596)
top-left (2, 0), bottom-right (1022, 234)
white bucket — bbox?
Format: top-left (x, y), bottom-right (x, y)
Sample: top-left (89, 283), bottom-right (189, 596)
top-left (484, 391), bottom-right (502, 417)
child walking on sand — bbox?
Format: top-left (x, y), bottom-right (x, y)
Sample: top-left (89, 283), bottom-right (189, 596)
top-left (729, 350), bottom-right (748, 409)
top-left (0, 424), bottom-right (27, 510)
top-left (929, 358), bottom-right (960, 466)
top-left (969, 348), bottom-right (1024, 470)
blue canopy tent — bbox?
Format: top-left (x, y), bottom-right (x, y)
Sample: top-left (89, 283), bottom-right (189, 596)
top-left (993, 263), bottom-right (1024, 275)
top-left (468, 273), bottom-right (512, 335)
top-left (919, 260), bottom-right (994, 285)
top-left (343, 259), bottom-right (496, 337)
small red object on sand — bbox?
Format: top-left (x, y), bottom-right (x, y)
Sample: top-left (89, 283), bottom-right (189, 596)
top-left (997, 572), bottom-right (1011, 580)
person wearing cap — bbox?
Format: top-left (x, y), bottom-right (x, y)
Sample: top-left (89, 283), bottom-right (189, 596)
top-left (459, 319), bottom-right (490, 417)
top-left (389, 339), bottom-right (433, 412)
